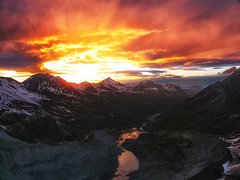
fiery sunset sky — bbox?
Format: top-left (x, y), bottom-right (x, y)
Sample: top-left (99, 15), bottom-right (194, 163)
top-left (1, 0), bottom-right (240, 83)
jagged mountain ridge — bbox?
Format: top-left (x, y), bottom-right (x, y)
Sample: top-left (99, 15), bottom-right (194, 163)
top-left (22, 73), bottom-right (188, 98)
top-left (151, 68), bottom-right (240, 135)
top-left (0, 73), bottom-right (188, 142)
top-left (182, 85), bottom-right (204, 96)
top-left (0, 77), bottom-right (42, 107)
top-left (93, 77), bottom-right (125, 92)
top-left (88, 77), bottom-right (188, 98)
top-left (23, 73), bottom-right (82, 98)
top-left (0, 77), bottom-right (60, 142)
top-left (76, 81), bottom-right (98, 93)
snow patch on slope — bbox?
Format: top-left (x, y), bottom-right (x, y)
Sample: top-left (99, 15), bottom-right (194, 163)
top-left (0, 77), bottom-right (42, 109)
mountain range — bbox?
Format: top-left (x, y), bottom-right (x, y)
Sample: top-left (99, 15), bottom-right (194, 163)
top-left (181, 85), bottom-right (204, 96)
top-left (150, 68), bottom-right (240, 135)
top-left (0, 73), bottom-right (188, 142)
top-left (122, 69), bottom-right (240, 179)
top-left (1, 69), bottom-right (240, 179)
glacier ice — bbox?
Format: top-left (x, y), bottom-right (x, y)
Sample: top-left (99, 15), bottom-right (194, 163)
top-left (0, 130), bottom-right (120, 180)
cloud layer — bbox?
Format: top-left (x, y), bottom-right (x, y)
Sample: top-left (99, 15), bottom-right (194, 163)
top-left (1, 0), bottom-right (240, 82)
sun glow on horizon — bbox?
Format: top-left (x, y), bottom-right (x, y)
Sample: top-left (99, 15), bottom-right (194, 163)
top-left (1, 28), bottom-right (239, 83)
top-left (38, 29), bottom-right (170, 83)
top-left (0, 70), bottom-right (33, 82)
top-left (42, 52), bottom-right (141, 83)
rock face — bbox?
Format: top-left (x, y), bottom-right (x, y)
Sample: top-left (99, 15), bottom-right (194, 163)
top-left (0, 74), bottom-right (188, 142)
top-left (0, 76), bottom-right (60, 142)
top-left (221, 133), bottom-right (240, 179)
top-left (132, 69), bottom-right (240, 179)
top-left (122, 131), bottom-right (228, 180)
top-left (152, 68), bottom-right (240, 135)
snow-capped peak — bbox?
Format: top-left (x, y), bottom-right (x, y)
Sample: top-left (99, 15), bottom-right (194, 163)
top-left (139, 80), bottom-right (156, 86)
top-left (23, 73), bottom-right (76, 96)
top-left (100, 77), bottom-right (120, 86)
top-left (0, 77), bottom-right (42, 108)
top-left (93, 77), bottom-right (125, 91)
top-left (77, 81), bottom-right (92, 90)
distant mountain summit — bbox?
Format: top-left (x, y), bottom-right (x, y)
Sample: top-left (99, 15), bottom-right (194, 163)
top-left (0, 74), bottom-right (189, 142)
top-left (0, 77), bottom-right (41, 108)
top-left (130, 80), bottom-right (164, 92)
top-left (23, 73), bottom-right (75, 95)
top-left (152, 68), bottom-right (240, 135)
top-left (99, 77), bottom-right (122, 87)
top-left (77, 81), bottom-right (98, 93)
top-left (87, 77), bottom-right (189, 99)
top-left (123, 80), bottom-right (188, 99)
top-left (93, 77), bottom-right (125, 91)
top-left (182, 85), bottom-right (204, 96)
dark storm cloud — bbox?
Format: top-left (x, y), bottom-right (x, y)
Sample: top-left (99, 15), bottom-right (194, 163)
top-left (0, 0), bottom-right (117, 40)
top-left (0, 54), bottom-right (42, 71)
top-left (2, 0), bottom-right (240, 40)
top-left (118, 0), bottom-right (240, 68)
top-left (0, 40), bottom-right (46, 71)
top-left (0, 0), bottom-right (57, 40)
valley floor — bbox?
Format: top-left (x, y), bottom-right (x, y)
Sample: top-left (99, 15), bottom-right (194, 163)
top-left (1, 127), bottom-right (235, 180)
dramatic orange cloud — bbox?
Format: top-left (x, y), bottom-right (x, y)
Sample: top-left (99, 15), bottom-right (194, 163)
top-left (1, 0), bottom-right (240, 82)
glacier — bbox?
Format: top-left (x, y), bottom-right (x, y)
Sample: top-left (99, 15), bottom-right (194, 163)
top-left (0, 129), bottom-right (120, 180)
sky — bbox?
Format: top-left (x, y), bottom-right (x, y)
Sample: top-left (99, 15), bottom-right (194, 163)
top-left (0, 0), bottom-right (240, 84)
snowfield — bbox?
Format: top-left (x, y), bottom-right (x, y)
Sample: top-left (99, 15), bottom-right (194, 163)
top-left (0, 77), bottom-right (42, 108)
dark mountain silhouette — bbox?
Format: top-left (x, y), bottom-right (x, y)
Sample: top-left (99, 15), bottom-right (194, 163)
top-left (151, 68), bottom-right (240, 135)
top-left (181, 85), bottom-right (204, 96)
top-left (0, 74), bottom-right (188, 142)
